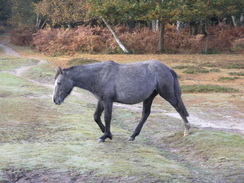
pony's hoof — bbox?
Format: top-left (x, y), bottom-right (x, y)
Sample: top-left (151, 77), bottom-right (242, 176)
top-left (128, 137), bottom-right (135, 141)
top-left (98, 138), bottom-right (105, 143)
top-left (183, 133), bottom-right (190, 137)
top-left (108, 135), bottom-right (113, 140)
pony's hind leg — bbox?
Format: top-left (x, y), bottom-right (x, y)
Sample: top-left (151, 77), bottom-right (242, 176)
top-left (159, 91), bottom-right (190, 136)
top-left (180, 113), bottom-right (191, 136)
top-left (128, 91), bottom-right (158, 141)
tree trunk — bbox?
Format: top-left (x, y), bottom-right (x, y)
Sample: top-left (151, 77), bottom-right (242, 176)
top-left (240, 13), bottom-right (244, 27)
top-left (231, 15), bottom-right (237, 27)
top-left (158, 21), bottom-right (165, 52)
top-left (204, 19), bottom-right (210, 53)
top-left (128, 20), bottom-right (136, 30)
top-left (152, 20), bottom-right (159, 31)
top-left (101, 17), bottom-right (131, 54)
top-left (200, 20), bottom-right (207, 36)
top-left (176, 20), bottom-right (183, 33)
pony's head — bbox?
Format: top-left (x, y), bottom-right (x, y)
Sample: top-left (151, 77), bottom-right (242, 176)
top-left (52, 67), bottom-right (74, 105)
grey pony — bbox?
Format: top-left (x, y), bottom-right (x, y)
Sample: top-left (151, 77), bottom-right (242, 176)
top-left (53, 60), bottom-right (190, 142)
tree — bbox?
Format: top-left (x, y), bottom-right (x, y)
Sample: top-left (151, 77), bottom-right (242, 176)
top-left (7, 0), bottom-right (37, 27)
top-left (0, 0), bottom-right (11, 23)
top-left (88, 0), bottom-right (182, 53)
top-left (147, 0), bottom-right (182, 52)
top-left (179, 0), bottom-right (244, 53)
top-left (35, 0), bottom-right (87, 27)
top-left (87, 0), bottom-right (132, 53)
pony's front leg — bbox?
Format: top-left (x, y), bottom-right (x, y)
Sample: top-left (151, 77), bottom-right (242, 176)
top-left (128, 91), bottom-right (157, 141)
top-left (98, 101), bottom-right (113, 142)
top-left (94, 100), bottom-right (105, 133)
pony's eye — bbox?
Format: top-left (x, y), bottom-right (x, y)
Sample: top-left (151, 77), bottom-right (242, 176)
top-left (57, 82), bottom-right (61, 85)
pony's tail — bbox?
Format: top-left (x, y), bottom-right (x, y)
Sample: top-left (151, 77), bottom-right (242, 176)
top-left (170, 69), bottom-right (189, 117)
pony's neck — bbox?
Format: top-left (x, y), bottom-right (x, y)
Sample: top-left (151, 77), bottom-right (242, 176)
top-left (68, 65), bottom-right (101, 92)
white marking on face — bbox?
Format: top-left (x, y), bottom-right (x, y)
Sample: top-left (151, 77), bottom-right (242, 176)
top-left (52, 79), bottom-right (58, 103)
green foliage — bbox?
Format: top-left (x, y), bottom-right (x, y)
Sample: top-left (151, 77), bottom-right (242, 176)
top-left (88, 0), bottom-right (182, 23)
top-left (8, 0), bottom-right (36, 26)
top-left (35, 0), bottom-right (86, 26)
top-left (0, 0), bottom-right (11, 22)
top-left (180, 0), bottom-right (243, 22)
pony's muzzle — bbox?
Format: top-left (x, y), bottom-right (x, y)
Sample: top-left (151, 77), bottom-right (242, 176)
top-left (53, 98), bottom-right (62, 105)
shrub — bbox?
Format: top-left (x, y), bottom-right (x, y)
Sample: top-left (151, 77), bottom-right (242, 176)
top-left (10, 26), bottom-right (37, 46)
top-left (31, 24), bottom-right (244, 55)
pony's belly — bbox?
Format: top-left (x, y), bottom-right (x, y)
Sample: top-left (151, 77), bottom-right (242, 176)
top-left (115, 91), bottom-right (153, 104)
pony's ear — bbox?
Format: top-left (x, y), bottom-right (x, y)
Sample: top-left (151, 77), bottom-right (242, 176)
top-left (55, 66), bottom-right (63, 79)
top-left (57, 66), bottom-right (63, 75)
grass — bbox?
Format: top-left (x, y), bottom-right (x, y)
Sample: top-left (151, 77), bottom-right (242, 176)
top-left (222, 63), bottom-right (244, 69)
top-left (67, 58), bottom-right (100, 66)
top-left (172, 65), bottom-right (210, 74)
top-left (229, 72), bottom-right (244, 76)
top-left (0, 49), bottom-right (243, 182)
top-left (183, 66), bottom-right (209, 74)
top-left (181, 85), bottom-right (239, 93)
top-left (218, 77), bottom-right (237, 81)
top-left (165, 130), bottom-right (244, 182)
top-left (172, 65), bottom-right (190, 69)
top-left (209, 68), bottom-right (221, 72)
top-left (201, 62), bottom-right (218, 67)
top-left (0, 58), bottom-right (194, 182)
top-left (0, 57), bottom-right (38, 71)
top-left (23, 62), bottom-right (55, 83)
top-left (0, 47), bottom-right (4, 54)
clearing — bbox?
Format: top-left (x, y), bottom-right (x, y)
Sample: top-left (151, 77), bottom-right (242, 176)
top-left (0, 35), bottom-right (243, 183)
